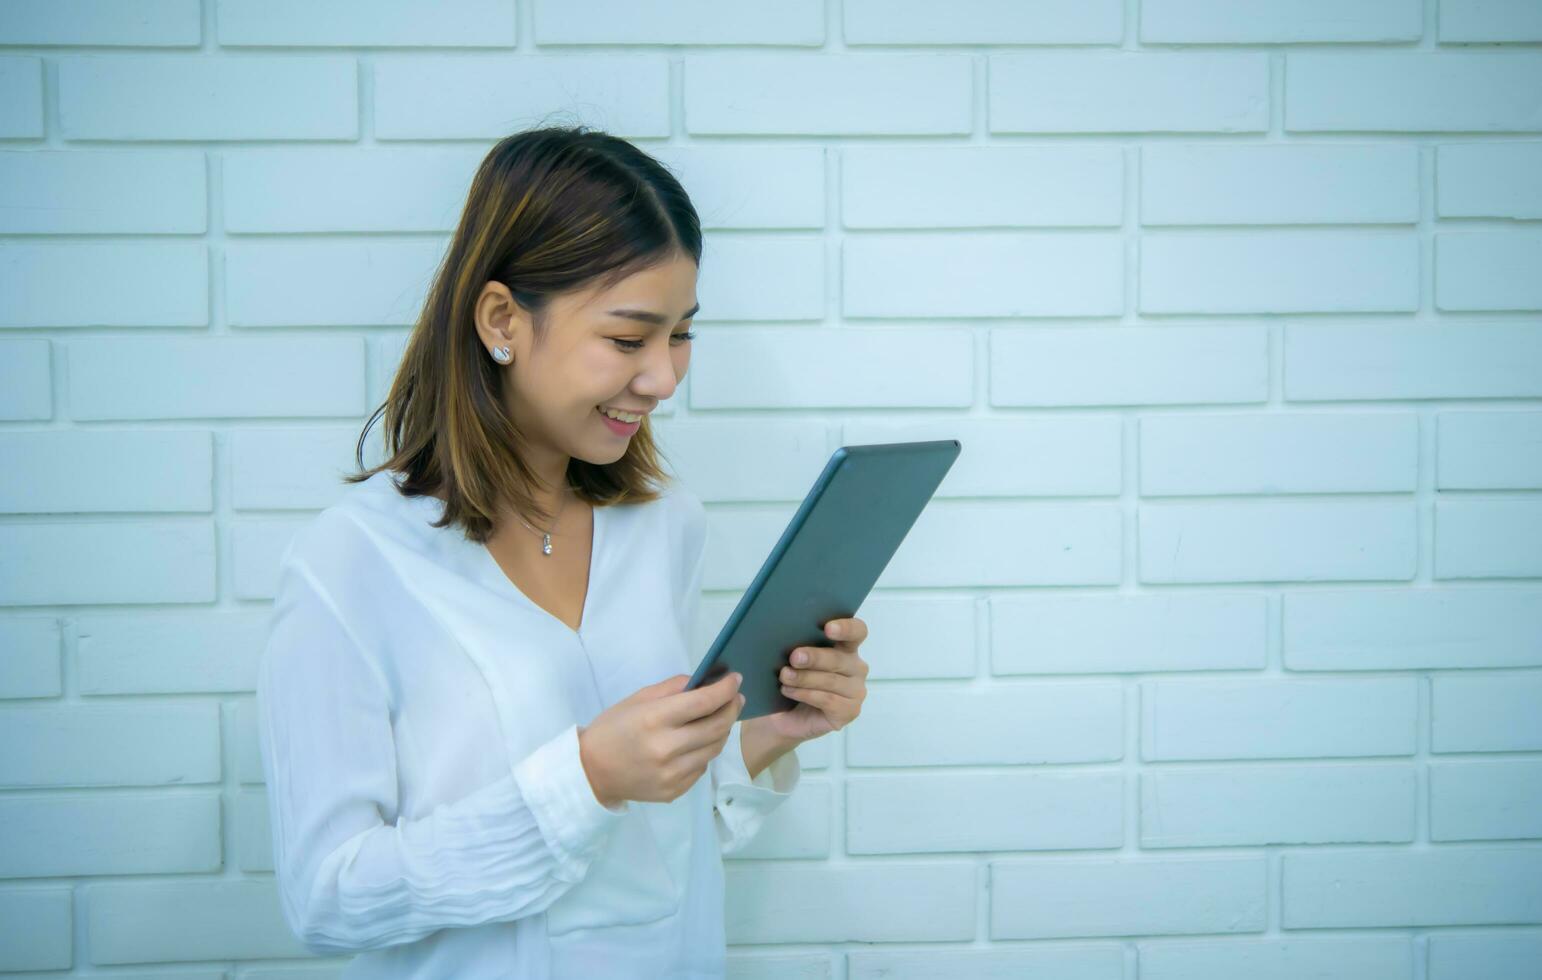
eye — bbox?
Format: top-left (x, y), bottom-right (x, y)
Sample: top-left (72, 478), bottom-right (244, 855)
top-left (612, 331), bottom-right (695, 352)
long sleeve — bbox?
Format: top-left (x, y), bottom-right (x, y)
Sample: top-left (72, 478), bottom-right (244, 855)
top-left (671, 486), bottom-right (801, 856)
top-left (256, 557), bottom-right (628, 957)
top-left (711, 719), bottom-right (801, 856)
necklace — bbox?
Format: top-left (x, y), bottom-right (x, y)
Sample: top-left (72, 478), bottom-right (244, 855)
top-left (514, 487), bottom-right (571, 557)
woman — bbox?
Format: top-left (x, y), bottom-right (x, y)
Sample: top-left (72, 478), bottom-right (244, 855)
top-left (256, 124), bottom-right (870, 978)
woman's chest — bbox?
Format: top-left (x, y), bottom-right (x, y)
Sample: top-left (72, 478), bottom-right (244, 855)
top-left (377, 562), bottom-right (691, 811)
top-left (483, 521), bottom-right (594, 634)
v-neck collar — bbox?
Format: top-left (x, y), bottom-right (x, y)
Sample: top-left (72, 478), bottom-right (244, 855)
top-left (475, 498), bottom-right (604, 640)
top-left (383, 471), bottom-right (605, 641)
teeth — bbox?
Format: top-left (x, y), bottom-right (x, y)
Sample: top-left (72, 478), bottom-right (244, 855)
top-left (599, 406), bottom-right (642, 423)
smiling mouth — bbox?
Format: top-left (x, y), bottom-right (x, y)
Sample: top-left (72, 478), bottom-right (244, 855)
top-left (596, 405), bottom-right (643, 431)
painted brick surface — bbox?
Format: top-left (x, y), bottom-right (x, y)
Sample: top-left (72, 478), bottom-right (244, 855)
top-left (2, 3), bottom-right (1538, 977)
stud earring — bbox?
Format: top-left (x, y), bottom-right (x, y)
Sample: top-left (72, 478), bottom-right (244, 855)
top-left (491, 345), bottom-right (511, 363)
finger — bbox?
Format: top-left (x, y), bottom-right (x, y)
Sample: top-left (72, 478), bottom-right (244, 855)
top-left (678, 684), bottom-right (745, 754)
top-left (788, 645), bottom-right (860, 676)
top-left (662, 670), bottom-right (741, 726)
top-left (779, 665), bottom-right (862, 699)
top-left (780, 683), bottom-right (857, 717)
top-left (822, 617), bottom-right (868, 649)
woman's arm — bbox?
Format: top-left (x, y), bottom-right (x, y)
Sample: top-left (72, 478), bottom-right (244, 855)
top-left (257, 559), bottom-right (627, 956)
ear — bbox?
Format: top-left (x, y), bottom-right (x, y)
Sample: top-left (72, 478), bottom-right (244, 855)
top-left (472, 281), bottom-right (526, 357)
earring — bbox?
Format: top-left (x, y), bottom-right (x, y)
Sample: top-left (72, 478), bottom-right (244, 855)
top-left (491, 345), bottom-right (511, 363)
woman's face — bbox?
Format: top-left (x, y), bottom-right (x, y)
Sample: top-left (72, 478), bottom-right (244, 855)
top-left (473, 254), bottom-right (698, 472)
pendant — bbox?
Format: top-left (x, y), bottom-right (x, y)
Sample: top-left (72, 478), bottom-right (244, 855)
top-left (542, 532), bottom-right (553, 556)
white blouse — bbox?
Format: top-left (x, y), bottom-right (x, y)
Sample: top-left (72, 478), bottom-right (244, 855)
top-left (256, 469), bottom-right (801, 978)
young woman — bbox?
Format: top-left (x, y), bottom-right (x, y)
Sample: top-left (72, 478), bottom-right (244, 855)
top-left (256, 125), bottom-right (870, 978)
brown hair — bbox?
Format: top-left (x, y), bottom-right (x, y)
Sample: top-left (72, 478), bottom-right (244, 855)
top-left (343, 123), bottom-right (704, 544)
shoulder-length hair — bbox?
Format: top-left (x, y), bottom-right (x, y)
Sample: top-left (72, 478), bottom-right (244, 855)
top-left (343, 123), bottom-right (703, 544)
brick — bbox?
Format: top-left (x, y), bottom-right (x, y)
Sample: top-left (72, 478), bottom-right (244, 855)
top-left (846, 0), bottom-right (1122, 44)
top-left (1139, 499), bottom-right (1417, 584)
top-left (0, 56), bottom-right (44, 138)
top-left (0, 338), bottom-right (51, 420)
top-left (222, 146), bottom-right (486, 232)
top-left (1438, 411), bottom-right (1542, 489)
top-left (1438, 142), bottom-right (1542, 219)
top-left (1282, 847), bottom-right (1542, 927)
top-left (687, 53), bottom-right (972, 135)
top-left (849, 770), bottom-right (1123, 854)
top-left (992, 592), bottom-right (1267, 675)
top-left (848, 681), bottom-right (1124, 767)
top-left (1139, 412), bottom-right (1418, 495)
top-left (1140, 937), bottom-right (1414, 980)
top-left (1429, 933), bottom-right (1542, 980)
top-left (0, 0), bottom-right (200, 45)
top-left (225, 240), bottom-right (442, 326)
top-left (58, 55), bottom-right (357, 140)
top-left (1141, 231), bottom-right (1418, 314)
top-left (0, 793), bottom-right (220, 877)
top-left (534, 0), bottom-right (822, 45)
top-left (0, 617), bottom-right (61, 699)
top-left (0, 888), bottom-right (71, 970)
top-left (1141, 144), bottom-right (1418, 225)
top-left (689, 327), bottom-right (970, 410)
top-left (991, 855), bottom-right (1266, 939)
top-left (85, 879), bottom-right (304, 964)
top-left (1437, 231), bottom-right (1542, 311)
top-left (375, 55), bottom-right (670, 139)
top-left (0, 521), bottom-right (216, 606)
top-left (991, 52), bottom-right (1268, 134)
top-left (76, 611), bottom-right (268, 695)
top-left (1142, 677), bottom-right (1418, 761)
top-left (992, 325), bottom-right (1268, 407)
top-left (1430, 760), bottom-right (1542, 841)
top-left (1140, 763), bottom-right (1415, 847)
top-left (0, 242), bottom-right (206, 328)
top-left (69, 336), bottom-right (366, 421)
top-left (1285, 323), bottom-right (1542, 401)
top-left (0, 703), bottom-right (219, 788)
top-left (650, 144), bottom-right (826, 228)
top-left (1436, 499), bottom-right (1542, 579)
top-left (852, 946), bottom-right (1125, 980)
top-left (1433, 673), bottom-right (1542, 753)
top-left (0, 429), bottom-right (212, 514)
top-left (219, 0), bottom-right (516, 47)
top-left (723, 863), bottom-right (975, 945)
top-left (1439, 0), bottom-right (1542, 42)
top-left (1286, 52), bottom-right (1542, 132)
top-left (1286, 588), bottom-right (1542, 670)
top-left (0, 149), bottom-right (206, 233)
top-left (846, 232), bottom-right (1123, 317)
top-left (845, 145), bottom-right (1122, 228)
top-left (1142, 0), bottom-right (1421, 43)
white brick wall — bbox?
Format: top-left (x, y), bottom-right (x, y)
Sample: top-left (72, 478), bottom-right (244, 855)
top-left (1, 1), bottom-right (1540, 977)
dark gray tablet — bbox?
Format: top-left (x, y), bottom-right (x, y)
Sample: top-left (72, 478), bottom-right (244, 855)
top-left (684, 439), bottom-right (961, 720)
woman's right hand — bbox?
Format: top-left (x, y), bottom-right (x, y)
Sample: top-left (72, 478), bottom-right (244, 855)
top-left (578, 671), bottom-right (745, 807)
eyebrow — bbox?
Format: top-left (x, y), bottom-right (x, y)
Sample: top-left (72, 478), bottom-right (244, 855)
top-left (604, 302), bottom-right (700, 326)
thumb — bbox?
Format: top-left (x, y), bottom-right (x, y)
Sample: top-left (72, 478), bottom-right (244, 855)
top-left (637, 673), bottom-right (690, 700)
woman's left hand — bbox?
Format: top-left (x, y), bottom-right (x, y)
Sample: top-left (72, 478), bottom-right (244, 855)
top-left (754, 616), bottom-right (869, 743)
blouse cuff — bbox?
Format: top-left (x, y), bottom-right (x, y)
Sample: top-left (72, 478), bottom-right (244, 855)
top-left (713, 721), bottom-right (801, 855)
top-left (511, 722), bottom-right (628, 882)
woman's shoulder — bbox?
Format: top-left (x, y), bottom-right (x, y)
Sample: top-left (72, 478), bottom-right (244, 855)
top-left (656, 478), bottom-right (704, 527)
top-left (279, 469), bottom-right (431, 575)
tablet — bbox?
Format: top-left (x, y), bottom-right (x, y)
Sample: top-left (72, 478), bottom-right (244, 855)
top-left (684, 439), bottom-right (961, 720)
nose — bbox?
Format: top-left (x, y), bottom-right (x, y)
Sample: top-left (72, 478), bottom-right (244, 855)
top-left (635, 338), bottom-right (681, 403)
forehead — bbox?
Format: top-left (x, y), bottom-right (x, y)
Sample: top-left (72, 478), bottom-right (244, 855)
top-left (571, 257), bottom-right (699, 320)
